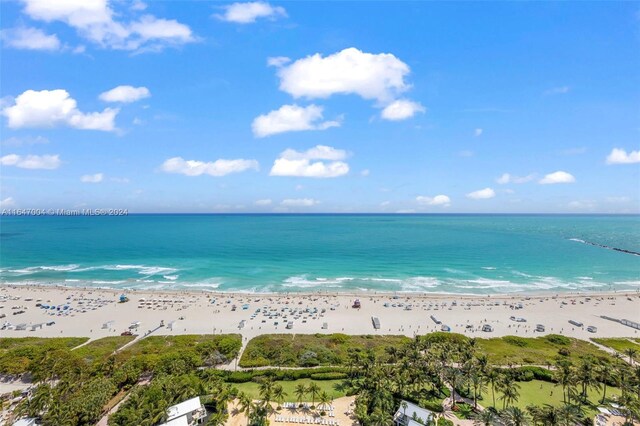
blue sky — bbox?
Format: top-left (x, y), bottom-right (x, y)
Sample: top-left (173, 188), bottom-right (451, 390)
top-left (1, 0), bottom-right (639, 213)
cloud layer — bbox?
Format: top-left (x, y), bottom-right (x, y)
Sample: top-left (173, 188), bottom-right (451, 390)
top-left (252, 104), bottom-right (340, 137)
top-left (381, 99), bottom-right (425, 121)
top-left (466, 187), bottom-right (496, 200)
top-left (270, 145), bottom-right (349, 178)
top-left (276, 47), bottom-right (411, 103)
top-left (2, 89), bottom-right (118, 131)
top-left (606, 148), bottom-right (640, 165)
top-left (1, 26), bottom-right (61, 50)
top-left (21, 0), bottom-right (195, 51)
top-left (538, 171), bottom-right (575, 184)
top-left (160, 157), bottom-right (259, 177)
top-left (216, 2), bottom-right (286, 24)
top-left (1, 153), bottom-right (61, 169)
top-left (416, 195), bottom-right (450, 207)
top-left (99, 85), bottom-right (150, 103)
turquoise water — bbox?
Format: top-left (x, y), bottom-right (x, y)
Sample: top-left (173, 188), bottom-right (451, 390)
top-left (1, 214), bottom-right (639, 294)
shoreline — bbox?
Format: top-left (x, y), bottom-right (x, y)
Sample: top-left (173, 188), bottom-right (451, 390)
top-left (2, 281), bottom-right (639, 300)
top-left (2, 283), bottom-right (639, 342)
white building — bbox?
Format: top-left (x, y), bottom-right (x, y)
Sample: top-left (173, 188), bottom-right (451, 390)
top-left (13, 418), bottom-right (40, 426)
top-left (158, 396), bottom-right (206, 426)
top-left (393, 401), bottom-right (435, 426)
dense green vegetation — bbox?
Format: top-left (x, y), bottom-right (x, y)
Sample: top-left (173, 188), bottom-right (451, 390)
top-left (6, 334), bottom-right (242, 425)
top-left (474, 334), bottom-right (613, 365)
top-left (239, 333), bottom-right (411, 367)
top-left (345, 335), bottom-right (640, 426)
top-left (5, 332), bottom-right (640, 426)
top-left (73, 336), bottom-right (135, 363)
top-left (0, 337), bottom-right (88, 375)
top-left (592, 338), bottom-right (640, 362)
top-left (109, 371), bottom-right (233, 426)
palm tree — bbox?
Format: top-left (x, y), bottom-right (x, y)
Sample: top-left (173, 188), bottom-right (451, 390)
top-left (498, 377), bottom-right (521, 409)
top-left (625, 347), bottom-right (638, 364)
top-left (307, 382), bottom-right (321, 409)
top-left (557, 404), bottom-right (583, 426)
top-left (273, 384), bottom-right (287, 410)
top-left (597, 360), bottom-right (613, 404)
top-left (294, 384), bottom-right (307, 407)
top-left (500, 407), bottom-right (529, 426)
top-left (576, 358), bottom-right (600, 401)
top-left (473, 407), bottom-right (497, 426)
top-left (470, 370), bottom-right (487, 409)
top-left (486, 368), bottom-right (500, 408)
top-left (318, 391), bottom-right (331, 411)
top-left (553, 360), bottom-right (575, 404)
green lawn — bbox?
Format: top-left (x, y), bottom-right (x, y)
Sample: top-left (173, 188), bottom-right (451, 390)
top-left (475, 335), bottom-right (612, 365)
top-left (232, 379), bottom-right (346, 401)
top-left (73, 336), bottom-right (135, 362)
top-left (592, 338), bottom-right (640, 361)
top-left (240, 333), bottom-right (410, 367)
top-left (484, 380), bottom-right (621, 415)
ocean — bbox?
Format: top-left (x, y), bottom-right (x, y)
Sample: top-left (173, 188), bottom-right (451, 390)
top-left (1, 214), bottom-right (638, 295)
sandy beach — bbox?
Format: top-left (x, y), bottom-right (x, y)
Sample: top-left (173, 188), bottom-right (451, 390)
top-left (1, 285), bottom-right (639, 344)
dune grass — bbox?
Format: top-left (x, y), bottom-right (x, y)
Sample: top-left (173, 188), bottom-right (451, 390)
top-left (474, 334), bottom-right (612, 365)
top-left (591, 338), bottom-right (640, 361)
top-left (240, 333), bottom-right (410, 367)
top-left (73, 336), bottom-right (135, 362)
top-left (0, 337), bottom-right (88, 352)
top-left (119, 334), bottom-right (242, 359)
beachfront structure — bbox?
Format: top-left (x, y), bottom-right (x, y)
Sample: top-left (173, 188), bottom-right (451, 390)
top-left (13, 418), bottom-right (40, 426)
top-left (158, 396), bottom-right (206, 426)
top-left (393, 401), bottom-right (435, 426)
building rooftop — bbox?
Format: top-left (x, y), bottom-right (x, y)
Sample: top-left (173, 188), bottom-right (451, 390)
top-left (166, 396), bottom-right (202, 421)
top-left (394, 400), bottom-right (435, 426)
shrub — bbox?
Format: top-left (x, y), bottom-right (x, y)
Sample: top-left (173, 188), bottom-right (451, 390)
top-left (310, 372), bottom-right (347, 380)
top-left (546, 334), bottom-right (571, 346)
top-left (503, 336), bottom-right (528, 347)
top-left (437, 418), bottom-right (454, 426)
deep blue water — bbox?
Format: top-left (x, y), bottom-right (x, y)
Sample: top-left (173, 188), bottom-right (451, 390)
top-left (1, 214), bottom-right (639, 294)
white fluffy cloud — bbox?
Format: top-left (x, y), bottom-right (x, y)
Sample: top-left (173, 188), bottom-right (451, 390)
top-left (474, 128), bottom-right (483, 137)
top-left (496, 173), bottom-right (536, 184)
top-left (539, 171), bottom-right (575, 184)
top-left (255, 199), bottom-right (272, 206)
top-left (1, 153), bottom-right (61, 169)
top-left (466, 187), bottom-right (496, 200)
top-left (2, 89), bottom-right (118, 131)
top-left (276, 47), bottom-right (411, 103)
top-left (21, 0), bottom-right (195, 51)
top-left (1, 27), bottom-right (61, 50)
top-left (252, 104), bottom-right (340, 137)
top-left (160, 157), bottom-right (259, 177)
top-left (267, 56), bottom-right (290, 67)
top-left (99, 85), bottom-right (150, 103)
top-left (216, 2), bottom-right (286, 24)
top-left (416, 195), bottom-right (450, 207)
top-left (281, 198), bottom-right (318, 207)
top-left (380, 99), bottom-right (425, 121)
top-left (606, 148), bottom-right (640, 165)
top-left (270, 145), bottom-right (349, 178)
top-left (80, 173), bottom-right (104, 183)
